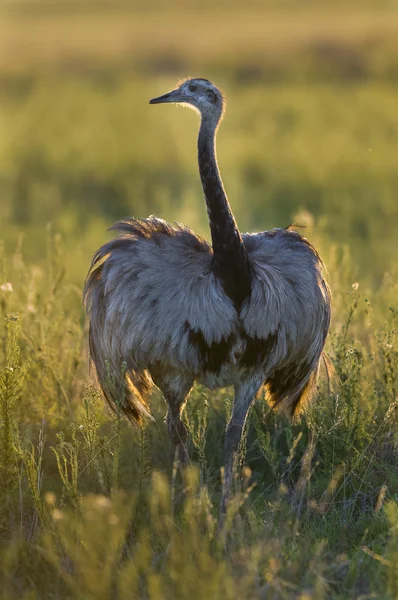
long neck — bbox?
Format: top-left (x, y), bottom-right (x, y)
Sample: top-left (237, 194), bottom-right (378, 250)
top-left (198, 117), bottom-right (252, 309)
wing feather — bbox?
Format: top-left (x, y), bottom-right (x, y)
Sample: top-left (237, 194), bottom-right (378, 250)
top-left (242, 228), bottom-right (331, 417)
top-left (84, 218), bottom-right (237, 374)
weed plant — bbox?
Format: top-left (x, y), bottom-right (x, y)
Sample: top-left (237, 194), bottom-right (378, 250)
top-left (0, 205), bottom-right (397, 599)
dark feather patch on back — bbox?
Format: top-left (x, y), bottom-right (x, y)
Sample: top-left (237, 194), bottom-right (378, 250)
top-left (240, 331), bottom-right (278, 369)
top-left (186, 322), bottom-right (234, 373)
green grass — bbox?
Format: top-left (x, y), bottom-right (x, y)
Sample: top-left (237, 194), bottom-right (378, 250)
top-left (0, 250), bottom-right (397, 598)
top-left (0, 1), bottom-right (398, 598)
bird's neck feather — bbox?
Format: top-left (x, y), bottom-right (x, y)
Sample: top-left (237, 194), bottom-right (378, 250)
top-left (198, 117), bottom-right (252, 309)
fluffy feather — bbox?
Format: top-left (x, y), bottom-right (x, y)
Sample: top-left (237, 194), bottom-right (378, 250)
top-left (84, 218), bottom-right (330, 422)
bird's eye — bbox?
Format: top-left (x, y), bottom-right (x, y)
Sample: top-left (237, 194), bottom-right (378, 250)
top-left (206, 89), bottom-right (216, 102)
top-left (189, 85), bottom-right (197, 92)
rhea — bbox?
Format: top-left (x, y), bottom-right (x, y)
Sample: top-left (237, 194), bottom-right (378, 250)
top-left (84, 78), bottom-right (331, 514)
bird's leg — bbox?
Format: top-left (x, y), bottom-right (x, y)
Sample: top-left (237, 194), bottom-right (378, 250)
top-left (221, 375), bottom-right (264, 518)
top-left (152, 370), bottom-right (193, 468)
top-left (147, 369), bottom-right (191, 515)
top-left (165, 396), bottom-right (190, 467)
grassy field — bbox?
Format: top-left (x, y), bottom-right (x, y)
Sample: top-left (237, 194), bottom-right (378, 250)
top-left (1, 1), bottom-right (398, 598)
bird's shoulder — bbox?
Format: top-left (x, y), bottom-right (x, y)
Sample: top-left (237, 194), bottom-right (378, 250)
top-left (243, 227), bottom-right (322, 263)
top-left (240, 227), bottom-right (330, 343)
top-left (84, 216), bottom-right (238, 369)
top-left (85, 216), bottom-right (213, 295)
top-left (108, 216), bottom-right (212, 253)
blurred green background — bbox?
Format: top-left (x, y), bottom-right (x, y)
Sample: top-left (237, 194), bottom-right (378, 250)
top-left (1, 3), bottom-right (398, 598)
top-left (1, 0), bottom-right (397, 291)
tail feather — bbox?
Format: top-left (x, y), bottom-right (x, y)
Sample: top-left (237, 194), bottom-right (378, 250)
top-left (84, 246), bottom-right (154, 425)
top-left (322, 352), bottom-right (338, 395)
top-left (88, 325), bottom-right (153, 425)
top-left (266, 351), bottom-right (333, 421)
top-left (266, 369), bottom-right (318, 422)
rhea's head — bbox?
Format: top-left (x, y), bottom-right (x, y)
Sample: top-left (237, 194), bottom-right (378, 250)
top-left (149, 78), bottom-right (225, 126)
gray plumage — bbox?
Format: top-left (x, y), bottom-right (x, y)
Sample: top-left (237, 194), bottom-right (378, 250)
top-left (84, 78), bottom-right (331, 514)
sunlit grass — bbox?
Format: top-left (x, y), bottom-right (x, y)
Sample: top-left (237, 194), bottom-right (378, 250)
top-left (0, 162), bottom-right (397, 599)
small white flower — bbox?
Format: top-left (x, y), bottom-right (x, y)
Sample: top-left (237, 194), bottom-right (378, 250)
top-left (0, 282), bottom-right (13, 293)
top-left (352, 282), bottom-right (359, 291)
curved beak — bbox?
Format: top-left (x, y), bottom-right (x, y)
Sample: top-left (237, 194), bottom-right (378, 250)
top-left (149, 88), bottom-right (182, 104)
